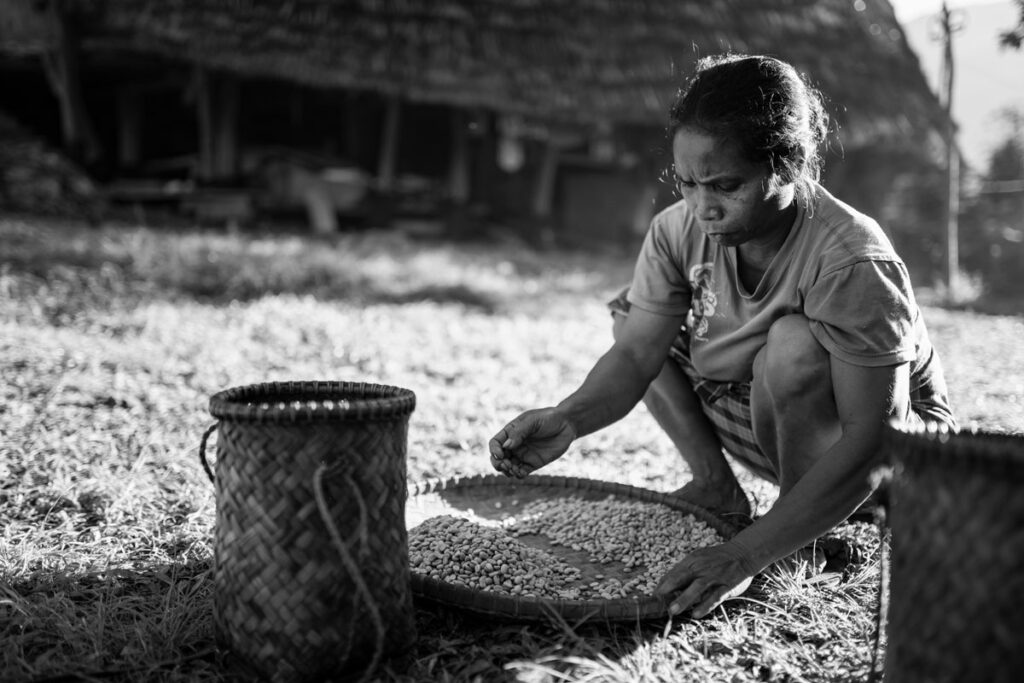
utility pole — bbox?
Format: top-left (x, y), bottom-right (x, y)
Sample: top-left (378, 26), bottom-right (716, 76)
top-left (936, 3), bottom-right (964, 300)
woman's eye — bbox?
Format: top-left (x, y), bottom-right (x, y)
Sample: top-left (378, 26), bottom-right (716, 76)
top-left (675, 179), bottom-right (695, 191)
top-left (716, 182), bottom-right (740, 192)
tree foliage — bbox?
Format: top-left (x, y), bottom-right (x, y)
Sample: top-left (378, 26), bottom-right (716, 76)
top-left (1001, 0), bottom-right (1024, 49)
top-left (959, 109), bottom-right (1024, 298)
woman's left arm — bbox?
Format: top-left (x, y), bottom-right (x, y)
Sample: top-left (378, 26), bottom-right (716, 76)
top-left (656, 357), bottom-right (909, 617)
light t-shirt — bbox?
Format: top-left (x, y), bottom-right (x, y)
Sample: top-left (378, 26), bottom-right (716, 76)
top-left (627, 182), bottom-right (954, 423)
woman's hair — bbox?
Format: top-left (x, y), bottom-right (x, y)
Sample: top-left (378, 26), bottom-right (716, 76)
top-left (668, 54), bottom-right (830, 203)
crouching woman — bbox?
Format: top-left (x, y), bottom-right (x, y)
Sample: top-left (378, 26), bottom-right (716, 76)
top-left (488, 54), bottom-right (956, 618)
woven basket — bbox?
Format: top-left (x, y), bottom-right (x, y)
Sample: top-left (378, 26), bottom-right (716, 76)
top-left (406, 474), bottom-right (741, 622)
top-left (882, 423), bottom-right (1024, 683)
top-left (202, 381), bottom-right (417, 682)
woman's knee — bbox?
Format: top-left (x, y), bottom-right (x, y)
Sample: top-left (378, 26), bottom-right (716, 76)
top-left (751, 315), bottom-right (839, 488)
top-left (754, 314), bottom-right (830, 400)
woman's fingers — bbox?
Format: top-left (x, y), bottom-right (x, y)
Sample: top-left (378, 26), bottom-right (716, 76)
top-left (661, 573), bottom-right (729, 618)
top-left (489, 409), bottom-right (571, 478)
top-left (655, 545), bottom-right (755, 618)
top-left (489, 416), bottom-right (535, 477)
top-left (494, 418), bottom-right (526, 450)
top-left (654, 560), bottom-right (696, 596)
top-left (689, 585), bottom-right (730, 619)
top-left (666, 576), bottom-right (712, 616)
top-left (489, 450), bottom-right (513, 476)
top-left (690, 575), bottom-right (753, 618)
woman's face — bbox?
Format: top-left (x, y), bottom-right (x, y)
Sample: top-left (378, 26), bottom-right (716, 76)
top-left (672, 126), bottom-right (796, 249)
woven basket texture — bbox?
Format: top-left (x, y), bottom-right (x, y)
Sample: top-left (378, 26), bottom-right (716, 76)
top-left (883, 423), bottom-right (1024, 683)
top-left (208, 381), bottom-right (417, 682)
top-left (406, 474), bottom-right (740, 622)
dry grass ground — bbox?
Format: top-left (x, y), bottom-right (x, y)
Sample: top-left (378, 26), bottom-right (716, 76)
top-left (1, 214), bottom-right (1022, 682)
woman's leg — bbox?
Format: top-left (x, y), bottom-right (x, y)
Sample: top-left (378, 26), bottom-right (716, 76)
top-left (750, 314), bottom-right (858, 572)
top-left (750, 314), bottom-right (842, 494)
top-left (612, 312), bottom-right (750, 517)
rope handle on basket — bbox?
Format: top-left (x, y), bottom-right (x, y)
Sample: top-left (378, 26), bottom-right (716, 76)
top-left (313, 464), bottom-right (386, 683)
top-left (198, 423), bottom-right (218, 483)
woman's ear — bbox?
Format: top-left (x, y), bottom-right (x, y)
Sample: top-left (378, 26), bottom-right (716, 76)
top-left (762, 171), bottom-right (786, 195)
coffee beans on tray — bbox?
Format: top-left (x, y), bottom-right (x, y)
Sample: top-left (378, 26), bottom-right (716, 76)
top-left (408, 495), bottom-right (723, 600)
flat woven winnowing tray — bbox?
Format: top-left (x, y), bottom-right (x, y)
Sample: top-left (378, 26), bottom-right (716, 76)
top-left (406, 474), bottom-right (739, 623)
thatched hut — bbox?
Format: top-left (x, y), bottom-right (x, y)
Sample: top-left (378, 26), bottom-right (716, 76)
top-left (0, 0), bottom-right (946, 248)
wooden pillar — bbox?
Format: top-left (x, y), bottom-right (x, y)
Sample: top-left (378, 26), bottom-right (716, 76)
top-left (116, 89), bottom-right (142, 168)
top-left (377, 94), bottom-right (401, 192)
top-left (474, 112), bottom-right (495, 209)
top-left (196, 68), bottom-right (239, 182)
top-left (344, 90), bottom-right (360, 162)
top-left (196, 67), bottom-right (215, 182)
top-left (532, 140), bottom-right (559, 218)
top-left (289, 85), bottom-right (303, 130)
top-left (214, 75), bottom-right (239, 179)
top-left (449, 108), bottom-right (470, 205)
top-left (41, 1), bottom-right (100, 164)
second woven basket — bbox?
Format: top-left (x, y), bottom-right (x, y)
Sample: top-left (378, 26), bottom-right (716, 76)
top-left (883, 423), bottom-right (1024, 683)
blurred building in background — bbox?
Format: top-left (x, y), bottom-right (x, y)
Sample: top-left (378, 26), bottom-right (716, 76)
top-left (0, 0), bottom-right (949, 266)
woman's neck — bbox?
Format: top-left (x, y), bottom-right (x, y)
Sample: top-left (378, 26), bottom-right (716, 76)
top-left (737, 200), bottom-right (799, 271)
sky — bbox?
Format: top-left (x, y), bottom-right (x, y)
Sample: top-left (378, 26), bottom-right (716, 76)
top-left (890, 0), bottom-right (1008, 23)
top-left (893, 0), bottom-right (1024, 169)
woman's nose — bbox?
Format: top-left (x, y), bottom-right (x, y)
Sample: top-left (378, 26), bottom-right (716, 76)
top-left (702, 206), bottom-right (724, 221)
top-left (696, 189), bottom-right (723, 221)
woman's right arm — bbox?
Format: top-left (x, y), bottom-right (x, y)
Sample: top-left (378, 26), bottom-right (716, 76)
top-left (489, 305), bottom-right (686, 477)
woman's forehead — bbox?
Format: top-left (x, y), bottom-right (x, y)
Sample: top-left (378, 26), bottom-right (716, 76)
top-left (672, 127), bottom-right (756, 178)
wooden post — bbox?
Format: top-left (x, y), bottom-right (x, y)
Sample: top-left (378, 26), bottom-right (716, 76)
top-left (344, 90), bottom-right (359, 161)
top-left (196, 66), bottom-right (215, 182)
top-left (474, 111), bottom-right (494, 211)
top-left (532, 140), bottom-right (559, 218)
top-left (378, 94), bottom-right (401, 193)
top-left (449, 108), bottom-right (470, 205)
top-left (196, 68), bottom-right (240, 182)
top-left (116, 89), bottom-right (142, 168)
top-left (214, 75), bottom-right (239, 179)
top-left (41, 0), bottom-right (100, 164)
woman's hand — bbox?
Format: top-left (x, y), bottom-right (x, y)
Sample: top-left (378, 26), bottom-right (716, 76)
top-left (654, 541), bottom-right (756, 618)
top-left (488, 408), bottom-right (577, 478)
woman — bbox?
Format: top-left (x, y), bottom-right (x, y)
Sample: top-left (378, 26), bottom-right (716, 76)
top-left (488, 54), bottom-right (956, 619)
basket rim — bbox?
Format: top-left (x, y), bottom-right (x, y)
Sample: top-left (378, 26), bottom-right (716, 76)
top-left (209, 380), bottom-right (416, 422)
top-left (884, 422), bottom-right (1024, 471)
top-left (406, 473), bottom-right (740, 622)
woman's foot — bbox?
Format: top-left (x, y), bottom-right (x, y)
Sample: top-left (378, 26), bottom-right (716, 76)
top-left (671, 479), bottom-right (753, 524)
top-left (772, 536), bottom-right (864, 579)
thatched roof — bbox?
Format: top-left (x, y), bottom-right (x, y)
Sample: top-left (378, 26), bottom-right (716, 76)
top-left (3, 0), bottom-right (945, 149)
top-left (0, 0), bottom-right (56, 56)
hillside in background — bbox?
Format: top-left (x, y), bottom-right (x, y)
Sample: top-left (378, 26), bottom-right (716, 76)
top-left (904, 1), bottom-right (1024, 172)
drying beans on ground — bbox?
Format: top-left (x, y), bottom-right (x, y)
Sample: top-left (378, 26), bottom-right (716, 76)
top-left (408, 495), bottom-right (723, 600)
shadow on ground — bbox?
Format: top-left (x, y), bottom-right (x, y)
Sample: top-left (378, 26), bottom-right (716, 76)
top-left (4, 559), bottom-right (677, 683)
top-left (3, 561), bottom-right (223, 683)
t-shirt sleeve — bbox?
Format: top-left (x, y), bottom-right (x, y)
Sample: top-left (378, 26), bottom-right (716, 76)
top-left (805, 259), bottom-right (918, 367)
top-left (626, 213), bottom-right (692, 315)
